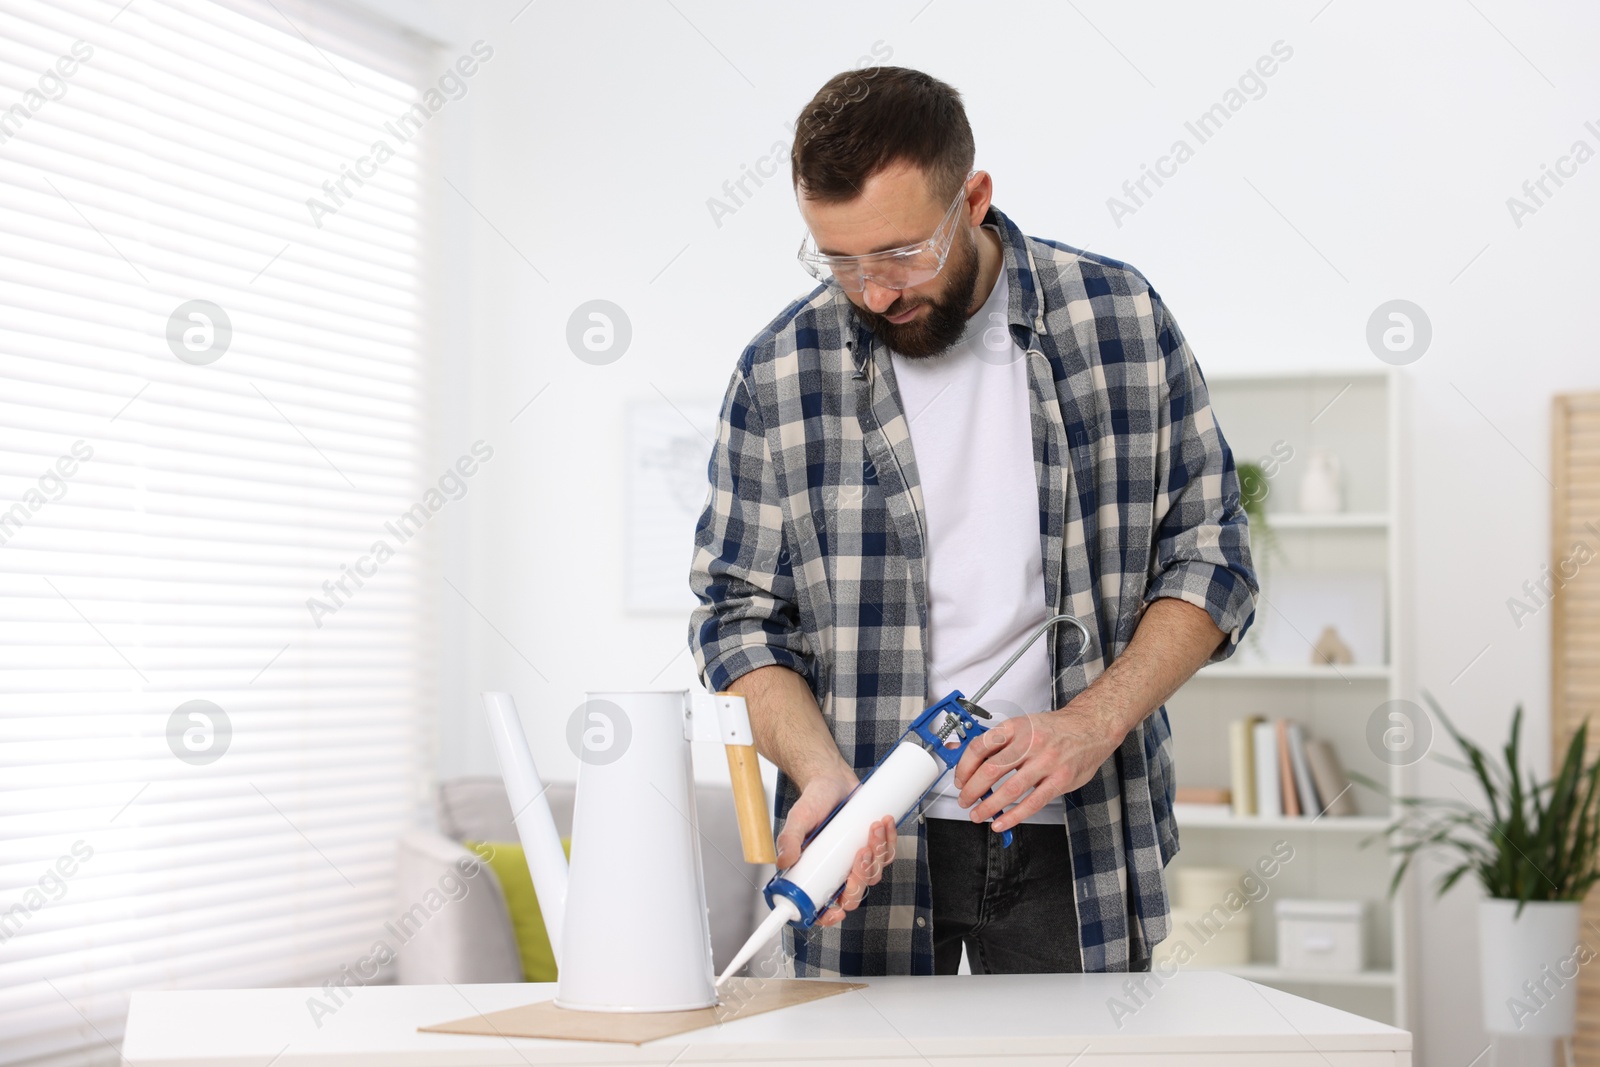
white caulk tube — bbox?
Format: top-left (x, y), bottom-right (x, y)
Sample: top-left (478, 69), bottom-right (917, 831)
top-left (481, 691), bottom-right (569, 967)
top-left (716, 740), bottom-right (944, 984)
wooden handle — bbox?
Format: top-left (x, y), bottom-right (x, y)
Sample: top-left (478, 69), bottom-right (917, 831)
top-left (725, 744), bottom-right (777, 864)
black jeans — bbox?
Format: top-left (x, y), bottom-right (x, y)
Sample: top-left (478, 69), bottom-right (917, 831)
top-left (926, 818), bottom-right (1087, 975)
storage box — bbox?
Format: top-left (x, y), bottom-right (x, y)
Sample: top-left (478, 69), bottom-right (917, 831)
top-left (1155, 905), bottom-right (1252, 969)
top-left (1173, 866), bottom-right (1246, 910)
top-left (1275, 899), bottom-right (1365, 973)
top-left (1158, 867), bottom-right (1255, 971)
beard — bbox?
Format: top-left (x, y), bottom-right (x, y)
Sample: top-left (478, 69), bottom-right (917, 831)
top-left (855, 226), bottom-right (981, 359)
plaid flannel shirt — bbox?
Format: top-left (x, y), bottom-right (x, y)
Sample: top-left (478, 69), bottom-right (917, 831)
top-left (688, 204), bottom-right (1258, 975)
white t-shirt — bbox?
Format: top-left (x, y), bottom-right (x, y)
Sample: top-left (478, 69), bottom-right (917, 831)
top-left (888, 244), bottom-right (1065, 826)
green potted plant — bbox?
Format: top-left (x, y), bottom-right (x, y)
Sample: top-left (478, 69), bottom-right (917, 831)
top-left (1235, 460), bottom-right (1275, 562)
top-left (1234, 461), bottom-right (1276, 660)
top-left (1355, 692), bottom-right (1600, 1038)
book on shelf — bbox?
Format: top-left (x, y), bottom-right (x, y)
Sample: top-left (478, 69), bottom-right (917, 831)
top-left (1172, 786), bottom-right (1232, 820)
top-left (1286, 722), bottom-right (1322, 816)
top-left (1173, 804), bottom-right (1234, 819)
top-left (1306, 739), bottom-right (1357, 816)
top-left (1208, 716), bottom-right (1358, 820)
top-left (1252, 720), bottom-right (1282, 817)
top-left (1276, 719), bottom-right (1300, 817)
top-left (1228, 716), bottom-right (1262, 817)
top-left (1175, 786), bottom-right (1232, 805)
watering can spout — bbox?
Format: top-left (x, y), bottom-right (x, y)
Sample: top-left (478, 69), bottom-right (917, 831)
top-left (481, 691), bottom-right (570, 965)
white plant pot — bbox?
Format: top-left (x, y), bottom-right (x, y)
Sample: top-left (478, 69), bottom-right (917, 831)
top-left (1478, 898), bottom-right (1584, 1036)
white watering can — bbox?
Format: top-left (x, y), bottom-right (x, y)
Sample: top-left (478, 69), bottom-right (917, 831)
top-left (480, 690), bottom-right (776, 1012)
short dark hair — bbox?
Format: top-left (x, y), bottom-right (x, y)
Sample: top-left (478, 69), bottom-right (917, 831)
top-left (790, 66), bottom-right (974, 206)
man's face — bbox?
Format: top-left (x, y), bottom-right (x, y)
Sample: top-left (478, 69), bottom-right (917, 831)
top-left (798, 163), bottom-right (988, 359)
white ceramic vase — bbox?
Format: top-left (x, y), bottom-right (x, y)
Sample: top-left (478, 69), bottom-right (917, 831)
top-left (1297, 449), bottom-right (1343, 514)
top-left (1478, 898), bottom-right (1583, 1037)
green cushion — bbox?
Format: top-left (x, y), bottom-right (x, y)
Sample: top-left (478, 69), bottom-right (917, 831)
top-left (465, 839), bottom-right (570, 983)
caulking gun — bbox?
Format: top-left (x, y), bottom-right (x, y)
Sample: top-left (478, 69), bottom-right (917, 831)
top-left (716, 612), bottom-right (1091, 984)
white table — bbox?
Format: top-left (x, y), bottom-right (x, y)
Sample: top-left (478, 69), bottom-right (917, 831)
top-left (123, 971), bottom-right (1411, 1066)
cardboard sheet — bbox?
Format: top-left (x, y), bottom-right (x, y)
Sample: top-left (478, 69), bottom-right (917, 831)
top-left (420, 978), bottom-right (864, 1045)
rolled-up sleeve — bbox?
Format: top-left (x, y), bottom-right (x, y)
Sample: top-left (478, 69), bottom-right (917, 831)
top-left (1143, 289), bottom-right (1259, 661)
top-left (687, 363), bottom-right (813, 692)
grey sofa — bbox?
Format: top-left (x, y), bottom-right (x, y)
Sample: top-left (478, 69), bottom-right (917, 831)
top-left (393, 777), bottom-right (775, 983)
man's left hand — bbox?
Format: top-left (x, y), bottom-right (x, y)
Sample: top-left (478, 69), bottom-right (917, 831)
top-left (951, 693), bottom-right (1128, 832)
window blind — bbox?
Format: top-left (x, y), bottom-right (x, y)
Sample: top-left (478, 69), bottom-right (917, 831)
top-left (0, 1), bottom-right (439, 1063)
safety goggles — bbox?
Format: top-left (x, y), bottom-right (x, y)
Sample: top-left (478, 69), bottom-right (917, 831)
top-left (797, 172), bottom-right (975, 292)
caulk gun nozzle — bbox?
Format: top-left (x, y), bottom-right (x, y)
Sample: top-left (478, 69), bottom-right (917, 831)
top-left (716, 898), bottom-right (800, 988)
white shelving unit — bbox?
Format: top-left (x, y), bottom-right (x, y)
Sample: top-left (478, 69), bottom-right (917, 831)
top-left (1173, 808), bottom-right (1390, 833)
top-left (1269, 511), bottom-right (1390, 531)
top-left (1163, 369), bottom-right (1409, 1031)
top-left (1197, 662), bottom-right (1391, 681)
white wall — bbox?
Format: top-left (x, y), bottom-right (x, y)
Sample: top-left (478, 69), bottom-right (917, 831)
top-left (401, 3), bottom-right (1600, 1063)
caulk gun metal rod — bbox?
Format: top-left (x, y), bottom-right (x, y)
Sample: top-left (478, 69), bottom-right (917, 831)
top-left (969, 613), bottom-right (1091, 705)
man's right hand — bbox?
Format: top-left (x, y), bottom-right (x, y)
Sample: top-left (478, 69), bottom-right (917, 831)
top-left (775, 772), bottom-right (898, 928)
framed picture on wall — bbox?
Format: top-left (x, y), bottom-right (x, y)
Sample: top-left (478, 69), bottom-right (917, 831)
top-left (624, 396), bottom-right (721, 614)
